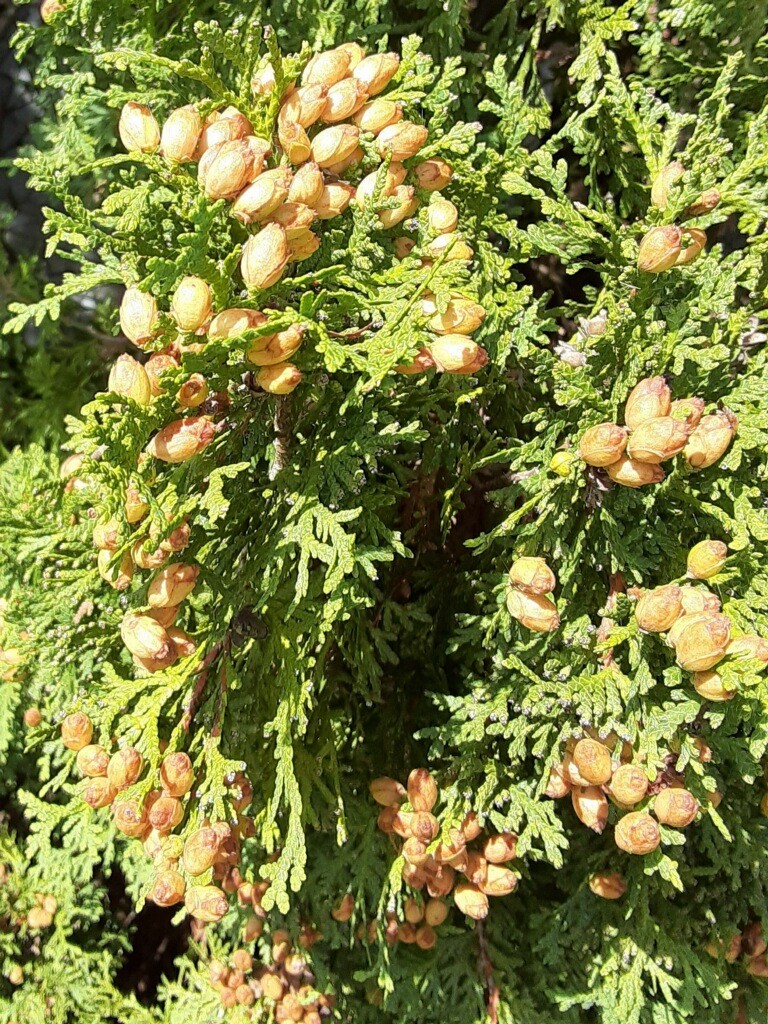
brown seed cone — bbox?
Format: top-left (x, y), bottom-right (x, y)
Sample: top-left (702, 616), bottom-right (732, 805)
top-left (288, 162), bottom-right (324, 206)
top-left (240, 223), bottom-right (290, 290)
top-left (62, 712), bottom-right (93, 751)
top-left (147, 563), bottom-right (199, 608)
top-left (687, 540), bottom-right (727, 579)
top-left (589, 872), bottom-right (627, 899)
top-left (433, 827), bottom-right (467, 866)
top-left (608, 764), bottom-right (649, 807)
top-left (507, 556), bottom-right (556, 596)
top-left (118, 102), bottom-right (160, 153)
top-left (331, 892), bottom-right (355, 922)
top-left (148, 795), bottom-right (183, 832)
top-left (352, 52), bottom-right (400, 94)
top-left (572, 739), bottom-right (613, 785)
top-left (310, 124), bottom-right (360, 169)
top-left (426, 863), bottom-right (455, 898)
top-left (676, 227), bottom-right (706, 266)
top-left (302, 48), bottom-right (352, 88)
top-left (650, 160), bottom-right (684, 210)
top-left (354, 98), bottom-right (403, 134)
top-left (107, 747), bottom-right (143, 790)
top-left (403, 837), bottom-right (430, 867)
top-left (671, 612), bottom-right (731, 672)
top-left (404, 896), bottom-right (424, 924)
top-left (402, 862), bottom-right (427, 890)
top-left (747, 955), bottom-right (768, 978)
top-left (415, 924), bottom-right (437, 950)
top-left (424, 897), bottom-right (449, 926)
top-left (572, 786), bottom-right (609, 834)
top-left (482, 833), bottom-right (518, 864)
top-left (637, 225), bottom-right (682, 272)
top-left (119, 287), bottom-right (159, 348)
top-left (506, 590), bottom-right (559, 632)
top-left (183, 827), bottom-right (221, 876)
top-left (679, 586), bottom-right (721, 616)
top-left (120, 613), bottom-right (173, 662)
top-left (653, 787), bottom-right (699, 827)
top-left (692, 668), bottom-right (735, 702)
top-left (605, 456), bottom-right (665, 488)
top-left (634, 585), bottom-right (683, 633)
top-left (112, 798), bottom-right (150, 838)
top-left (83, 776), bottom-right (117, 809)
top-left (376, 805), bottom-right (398, 833)
top-left (246, 323), bottom-right (304, 366)
top-left (24, 707), bottom-right (43, 728)
top-left (151, 871), bottom-right (185, 909)
top-left (742, 921), bottom-right (767, 959)
top-left (460, 810), bottom-right (482, 841)
top-left (427, 231), bottom-right (474, 262)
top-left (185, 884), bottom-right (228, 922)
top-left (454, 882), bottom-right (489, 920)
top-left (321, 78), bottom-right (369, 123)
top-left (160, 105), bottom-right (201, 163)
top-left (160, 752), bottom-right (194, 797)
top-left (626, 416), bottom-right (692, 463)
top-left (728, 635), bottom-right (768, 665)
top-left (392, 809), bottom-right (413, 838)
top-left (614, 811), bottom-right (661, 854)
top-left (624, 376), bottom-right (671, 431)
top-left (208, 307), bottom-right (267, 340)
top-left (579, 423), bottom-right (629, 467)
top-left (669, 397), bottom-right (705, 428)
top-left (280, 83), bottom-right (329, 128)
top-left (479, 863), bottom-right (517, 897)
top-left (75, 744), bottom-right (109, 777)
top-left (407, 768), bottom-right (438, 811)
top-left (397, 922), bottom-right (418, 944)
top-left (463, 851), bottom-right (489, 887)
top-left (684, 409), bottom-right (738, 470)
top-left (410, 811), bottom-right (439, 843)
top-left (545, 763), bottom-right (572, 799)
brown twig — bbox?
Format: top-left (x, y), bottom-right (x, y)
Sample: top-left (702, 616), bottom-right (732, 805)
top-left (476, 920), bottom-right (500, 1024)
top-left (597, 571), bottom-right (626, 667)
top-left (181, 641), bottom-right (224, 732)
top-left (269, 396), bottom-right (292, 480)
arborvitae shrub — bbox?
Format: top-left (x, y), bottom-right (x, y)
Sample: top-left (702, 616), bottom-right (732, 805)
top-left (2, 2), bottom-right (768, 1023)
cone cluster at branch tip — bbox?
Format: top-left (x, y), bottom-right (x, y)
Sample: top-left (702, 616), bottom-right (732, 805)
top-left (207, 935), bottom-right (334, 1017)
top-left (506, 556), bottom-right (559, 632)
top-left (577, 376), bottom-right (737, 487)
top-left (546, 727), bottom-right (704, 854)
top-left (637, 161), bottom-right (721, 273)
top-left (117, 38), bottom-right (488, 383)
top-left (371, 768), bottom-right (518, 934)
top-left (60, 711), bottom-right (255, 923)
top-left (631, 549), bottom-right (768, 700)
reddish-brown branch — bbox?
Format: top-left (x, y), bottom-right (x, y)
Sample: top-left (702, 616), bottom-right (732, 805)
top-left (181, 641), bottom-right (223, 732)
top-left (597, 571), bottom-right (626, 667)
top-left (476, 920), bottom-right (499, 1024)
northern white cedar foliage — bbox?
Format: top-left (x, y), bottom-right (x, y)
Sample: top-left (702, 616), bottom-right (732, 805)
top-left (1, 2), bottom-right (768, 1023)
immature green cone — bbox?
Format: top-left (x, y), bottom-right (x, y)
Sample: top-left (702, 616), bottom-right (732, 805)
top-left (507, 556), bottom-right (556, 596)
top-left (650, 160), bottom-right (684, 210)
top-left (608, 764), bottom-right (648, 807)
top-left (120, 612), bottom-right (174, 662)
top-left (506, 590), bottom-right (559, 632)
top-left (653, 787), bottom-right (699, 827)
top-left (578, 423), bottom-right (628, 467)
top-left (605, 456), bottom-right (665, 488)
top-left (171, 276), bottom-right (213, 332)
top-left (151, 870), bottom-right (186, 907)
top-left (354, 98), bottom-right (403, 133)
top-left (160, 752), bottom-right (194, 797)
top-left (684, 409), bottom-right (738, 470)
top-left (634, 584), bottom-right (683, 632)
top-left (626, 416), bottom-right (691, 463)
top-left (118, 102), bottom-right (160, 153)
top-left (62, 712), bottom-right (93, 751)
top-left (352, 52), bottom-right (400, 94)
top-left (107, 747), bottom-right (143, 790)
top-left (549, 450), bottom-right (575, 478)
top-left (614, 811), bottom-right (660, 854)
top-left (147, 563), bottom-right (199, 608)
top-left (119, 287), bottom-right (159, 347)
top-left (108, 354), bottom-right (151, 404)
top-left (637, 225), bottom-right (682, 272)
top-left (376, 121), bottom-right (429, 161)
top-left (624, 377), bottom-right (671, 430)
top-left (687, 539), bottom-right (727, 579)
top-left (256, 363), bottom-right (302, 395)
top-left (671, 612), bottom-right (731, 671)
top-left (160, 105), bottom-right (202, 162)
top-left (591, 872), bottom-right (629, 900)
top-left (147, 417), bottom-right (216, 464)
top-left (311, 124), bottom-right (360, 169)
top-left (182, 827), bottom-right (221, 875)
top-left (240, 223), bottom-right (290, 290)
